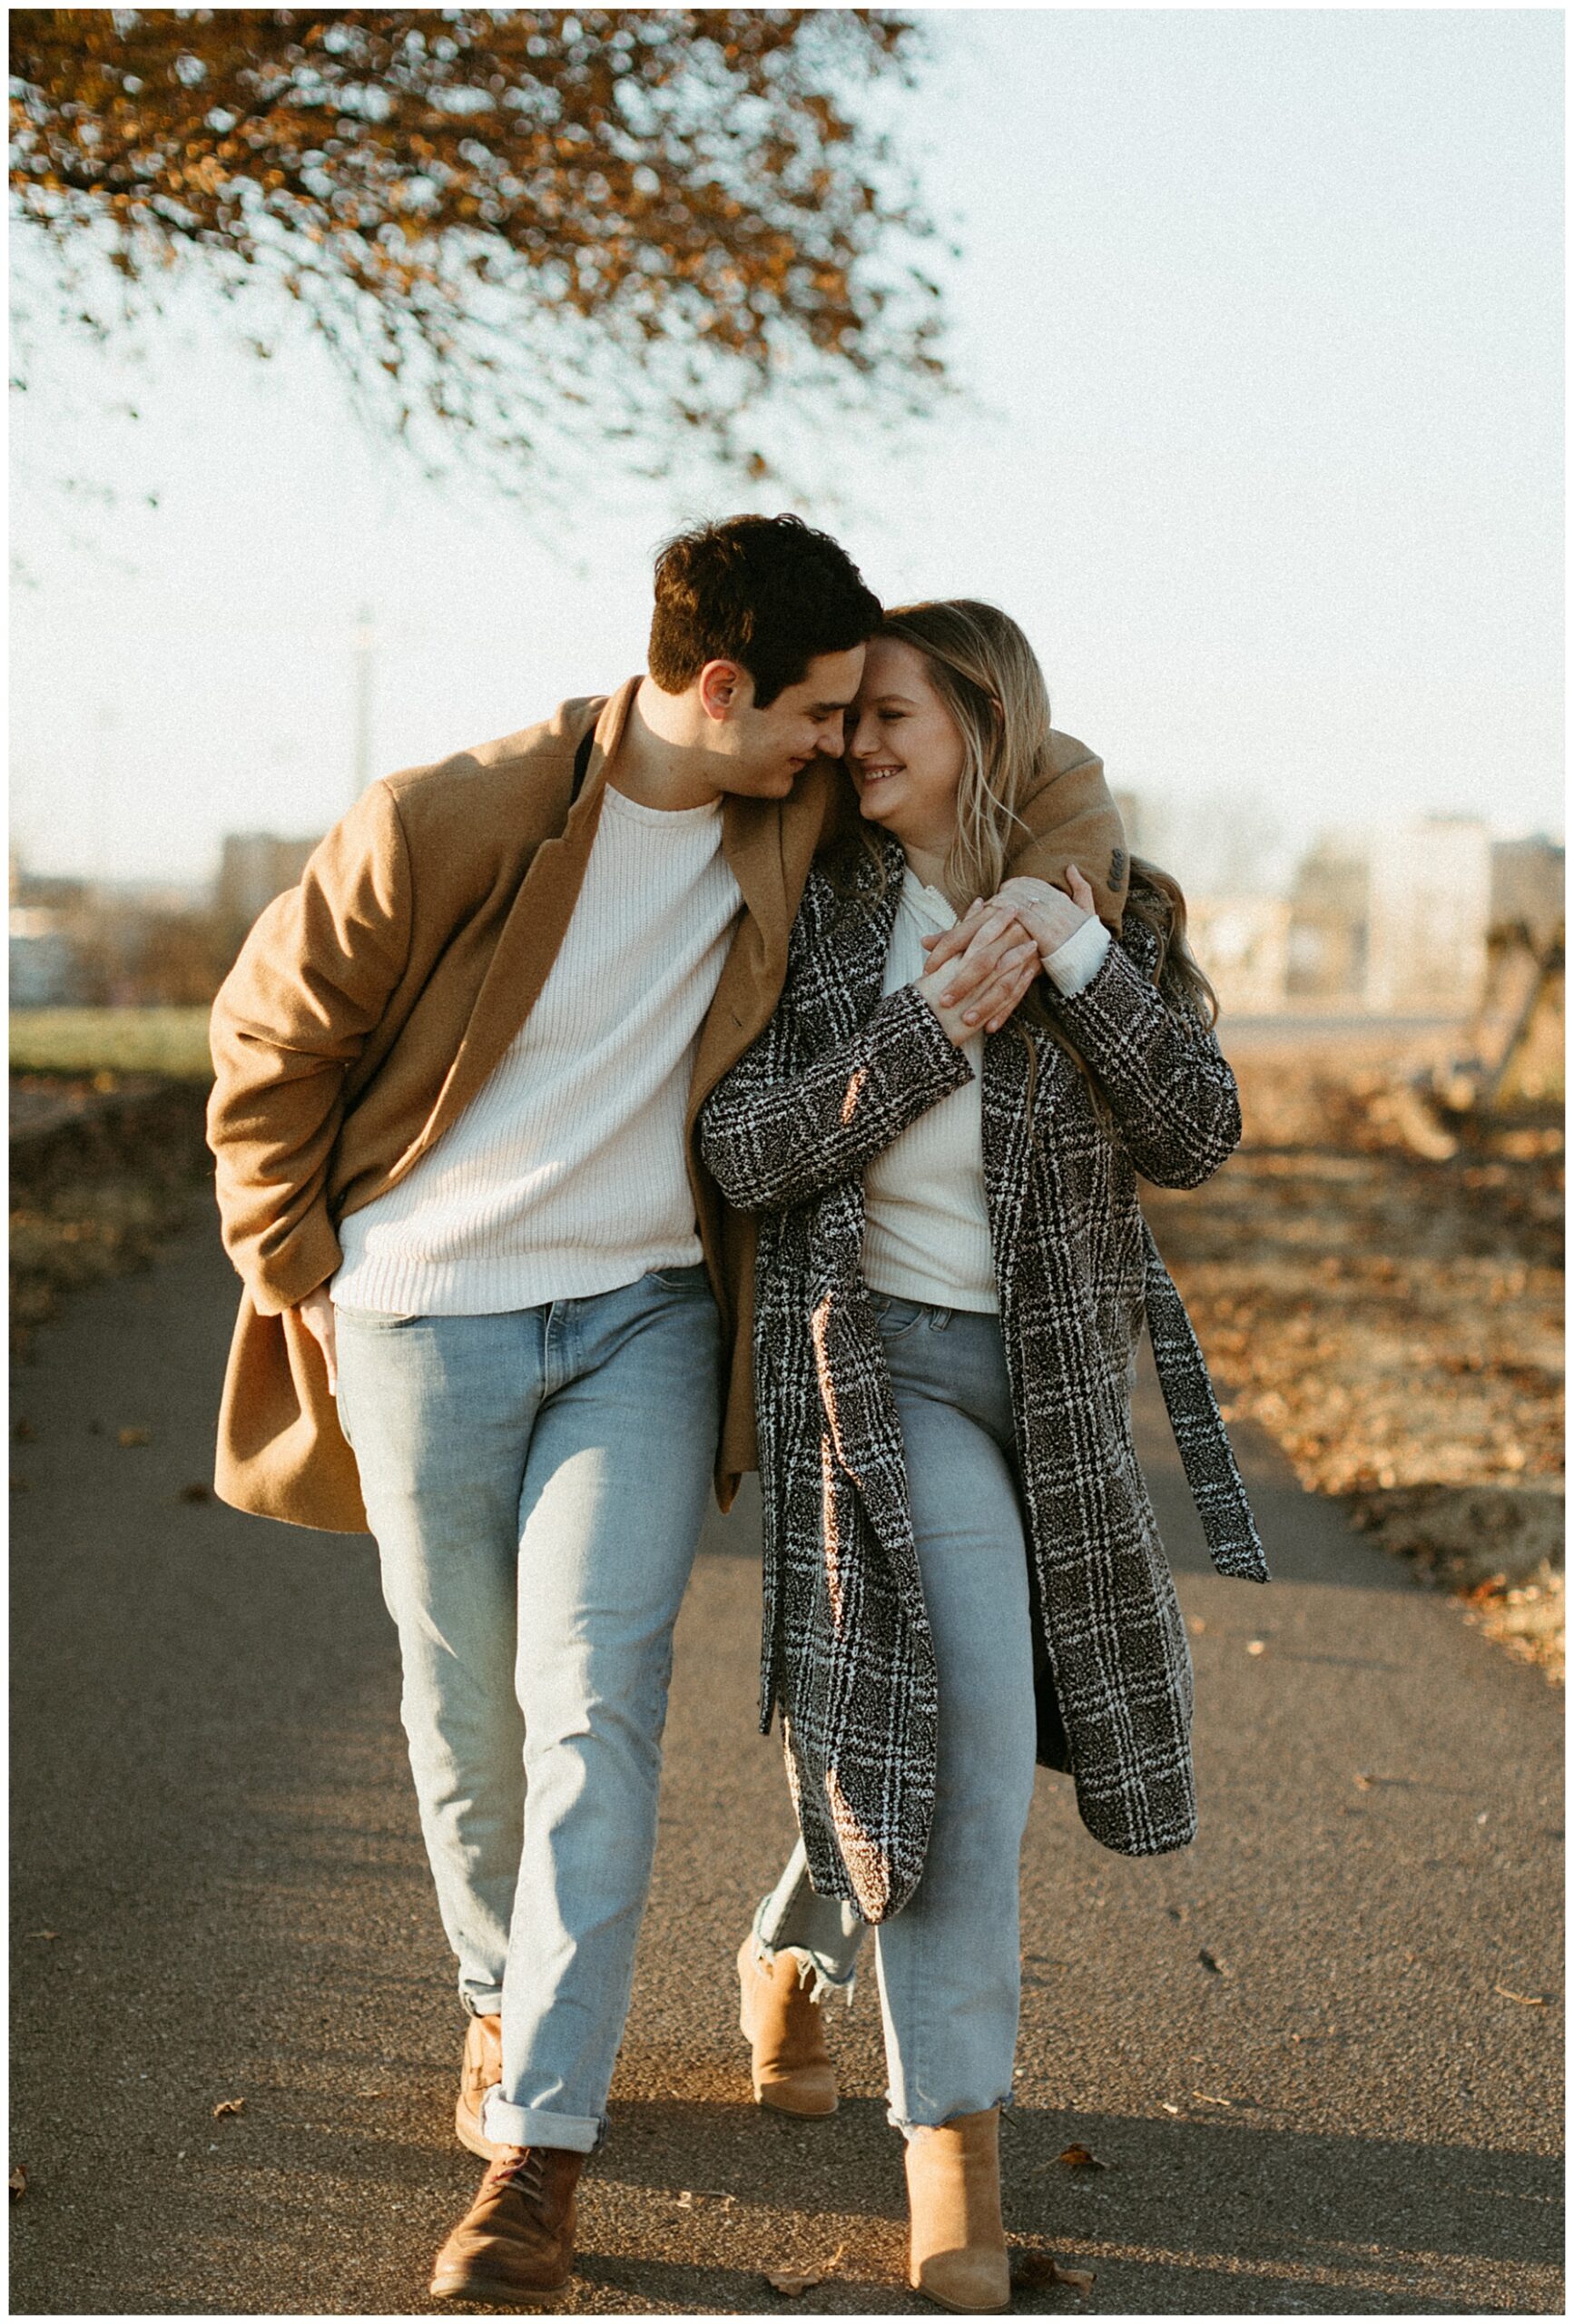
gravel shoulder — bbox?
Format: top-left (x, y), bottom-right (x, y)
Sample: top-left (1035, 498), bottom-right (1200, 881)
top-left (8, 1202), bottom-right (1564, 2314)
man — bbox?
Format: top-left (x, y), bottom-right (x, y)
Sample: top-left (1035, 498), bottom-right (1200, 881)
top-left (208, 515), bottom-right (1126, 2305)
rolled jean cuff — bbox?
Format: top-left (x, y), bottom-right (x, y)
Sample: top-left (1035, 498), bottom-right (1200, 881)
top-left (482, 2093), bottom-right (605, 2154)
top-left (462, 1989), bottom-right (505, 2020)
top-left (889, 2091), bottom-right (1015, 2139)
top-left (749, 1917), bottom-right (858, 2009)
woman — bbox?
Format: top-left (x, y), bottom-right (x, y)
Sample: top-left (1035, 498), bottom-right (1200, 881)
top-left (699, 601), bottom-right (1267, 2313)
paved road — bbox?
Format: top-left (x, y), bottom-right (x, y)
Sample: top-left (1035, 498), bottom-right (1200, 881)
top-left (10, 1201), bottom-right (1563, 2314)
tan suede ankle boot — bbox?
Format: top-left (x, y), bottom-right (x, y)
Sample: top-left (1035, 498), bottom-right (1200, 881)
top-left (904, 2107), bottom-right (1011, 2313)
top-left (736, 1935), bottom-right (838, 2116)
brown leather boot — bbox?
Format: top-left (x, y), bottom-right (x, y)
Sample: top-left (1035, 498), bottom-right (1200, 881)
top-left (429, 2143), bottom-right (585, 2306)
top-left (736, 1934), bottom-right (838, 2116)
top-left (904, 2108), bottom-right (1011, 2313)
top-left (454, 2011), bottom-right (504, 2160)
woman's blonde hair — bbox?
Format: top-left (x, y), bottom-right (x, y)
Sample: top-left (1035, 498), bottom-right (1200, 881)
top-left (850, 597), bottom-right (1218, 1050)
top-left (872, 599), bottom-right (1053, 907)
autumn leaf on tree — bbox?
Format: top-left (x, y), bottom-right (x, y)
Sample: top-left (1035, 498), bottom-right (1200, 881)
top-left (10, 8), bottom-right (948, 487)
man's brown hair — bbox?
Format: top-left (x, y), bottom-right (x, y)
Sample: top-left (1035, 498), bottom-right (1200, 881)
top-left (648, 513), bottom-right (881, 707)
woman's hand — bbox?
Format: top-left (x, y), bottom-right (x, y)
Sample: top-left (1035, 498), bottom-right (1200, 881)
top-left (919, 863), bottom-right (1098, 1020)
top-left (991, 867), bottom-right (1097, 965)
top-left (916, 907), bottom-right (1040, 1044)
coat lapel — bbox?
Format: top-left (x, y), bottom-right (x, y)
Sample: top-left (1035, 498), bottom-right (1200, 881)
top-left (394, 679), bottom-right (638, 1172)
top-left (688, 789), bottom-right (792, 1120)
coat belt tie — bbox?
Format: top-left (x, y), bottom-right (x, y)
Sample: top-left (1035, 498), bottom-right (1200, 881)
top-left (1142, 1224), bottom-right (1269, 1583)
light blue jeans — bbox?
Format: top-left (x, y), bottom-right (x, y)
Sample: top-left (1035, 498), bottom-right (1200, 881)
top-left (334, 1265), bottom-right (722, 2152)
top-left (753, 1294), bottom-right (1039, 2132)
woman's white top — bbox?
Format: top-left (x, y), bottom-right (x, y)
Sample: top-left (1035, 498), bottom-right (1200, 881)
top-left (861, 873), bottom-right (1110, 1314)
top-left (332, 784), bottom-right (741, 1315)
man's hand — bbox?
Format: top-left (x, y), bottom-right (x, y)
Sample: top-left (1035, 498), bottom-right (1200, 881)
top-left (297, 1284), bottom-right (339, 1395)
top-left (916, 909), bottom-right (1040, 1044)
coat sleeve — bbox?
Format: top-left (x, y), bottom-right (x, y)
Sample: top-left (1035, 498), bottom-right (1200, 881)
top-left (1046, 938), bottom-right (1242, 1188)
top-left (206, 781), bottom-right (414, 1314)
top-left (699, 971), bottom-right (973, 1215)
top-left (1007, 738), bottom-right (1129, 931)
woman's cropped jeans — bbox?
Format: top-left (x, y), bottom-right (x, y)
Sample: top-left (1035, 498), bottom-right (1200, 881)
top-left (334, 1265), bottom-right (721, 2153)
top-left (753, 1294), bottom-right (1039, 2134)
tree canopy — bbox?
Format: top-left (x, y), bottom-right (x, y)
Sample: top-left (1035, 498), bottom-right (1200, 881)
top-left (10, 7), bottom-right (945, 485)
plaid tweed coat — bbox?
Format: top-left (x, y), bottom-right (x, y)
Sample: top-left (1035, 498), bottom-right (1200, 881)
top-left (699, 838), bottom-right (1267, 1924)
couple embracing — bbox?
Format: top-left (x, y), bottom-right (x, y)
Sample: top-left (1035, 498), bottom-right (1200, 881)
top-left (208, 513), bottom-right (1265, 2311)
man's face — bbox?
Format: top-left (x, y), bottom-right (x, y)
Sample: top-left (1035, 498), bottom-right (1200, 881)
top-left (700, 645), bottom-right (866, 798)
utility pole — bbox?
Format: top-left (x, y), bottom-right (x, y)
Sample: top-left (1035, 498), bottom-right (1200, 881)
top-left (352, 606), bottom-right (376, 807)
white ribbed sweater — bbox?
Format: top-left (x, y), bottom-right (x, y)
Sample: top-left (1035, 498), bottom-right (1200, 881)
top-left (331, 784), bottom-right (741, 1315)
top-left (861, 874), bottom-right (1110, 1314)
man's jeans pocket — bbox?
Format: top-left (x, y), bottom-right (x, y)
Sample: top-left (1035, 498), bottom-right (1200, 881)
top-left (331, 1305), bottom-right (420, 1449)
top-left (644, 1263), bottom-right (712, 1294)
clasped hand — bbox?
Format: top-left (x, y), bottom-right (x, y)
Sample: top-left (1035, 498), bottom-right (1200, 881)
top-left (915, 867), bottom-right (1096, 1045)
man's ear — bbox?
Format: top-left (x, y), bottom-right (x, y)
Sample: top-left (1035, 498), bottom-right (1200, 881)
top-left (698, 658), bottom-right (751, 724)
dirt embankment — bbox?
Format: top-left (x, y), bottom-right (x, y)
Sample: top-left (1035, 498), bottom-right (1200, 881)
top-left (1146, 1033), bottom-right (1564, 1680)
top-left (10, 1074), bottom-right (214, 1355)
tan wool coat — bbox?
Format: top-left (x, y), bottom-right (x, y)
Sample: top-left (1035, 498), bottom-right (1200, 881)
top-left (208, 675), bottom-right (1127, 1533)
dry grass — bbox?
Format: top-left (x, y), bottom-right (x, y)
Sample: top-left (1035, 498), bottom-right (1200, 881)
top-left (1146, 1031), bottom-right (1564, 1681)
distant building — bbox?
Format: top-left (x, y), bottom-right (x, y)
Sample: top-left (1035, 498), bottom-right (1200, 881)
top-left (1185, 895), bottom-right (1291, 1018)
top-left (8, 857), bottom-right (93, 1006)
top-left (1365, 815), bottom-right (1492, 1016)
top-left (217, 832), bottom-right (323, 931)
top-left (1489, 836), bottom-right (1564, 946)
top-left (9, 908), bottom-right (86, 1007)
top-left (1285, 837), bottom-right (1369, 1004)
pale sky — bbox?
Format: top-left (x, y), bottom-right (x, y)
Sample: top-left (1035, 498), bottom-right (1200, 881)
top-left (9, 8), bottom-right (1563, 895)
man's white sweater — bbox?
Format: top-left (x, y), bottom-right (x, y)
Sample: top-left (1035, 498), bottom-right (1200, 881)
top-left (332, 784), bottom-right (741, 1315)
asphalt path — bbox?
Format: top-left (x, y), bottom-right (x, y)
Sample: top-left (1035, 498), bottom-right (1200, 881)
top-left (10, 1199), bottom-right (1563, 2315)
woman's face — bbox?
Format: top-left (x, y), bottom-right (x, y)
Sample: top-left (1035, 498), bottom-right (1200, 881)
top-left (845, 638), bottom-right (967, 862)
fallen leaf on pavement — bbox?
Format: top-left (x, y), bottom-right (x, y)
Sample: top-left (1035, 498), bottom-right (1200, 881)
top-left (1353, 1771), bottom-right (1374, 1790)
top-left (9, 2166), bottom-right (26, 2200)
top-left (212, 2098), bottom-right (245, 2118)
top-left (117, 1427), bottom-right (151, 1448)
top-left (179, 1482), bottom-right (211, 1503)
top-left (1057, 2144), bottom-right (1107, 2169)
top-left (1160, 2102), bottom-right (1181, 2114)
top-left (1187, 1617), bottom-right (1206, 1634)
top-left (765, 2244), bottom-right (843, 2297)
top-left (1011, 2249), bottom-right (1096, 2293)
top-left (26, 1930), bottom-right (58, 1941)
top-left (1198, 1948), bottom-right (1229, 1975)
top-left (14, 1420), bottom-right (36, 1443)
top-left (1493, 1986), bottom-right (1548, 2006)
top-left (1245, 1640), bottom-right (1266, 1656)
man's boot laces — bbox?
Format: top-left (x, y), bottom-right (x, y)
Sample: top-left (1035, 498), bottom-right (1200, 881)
top-left (490, 2148), bottom-right (550, 2209)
